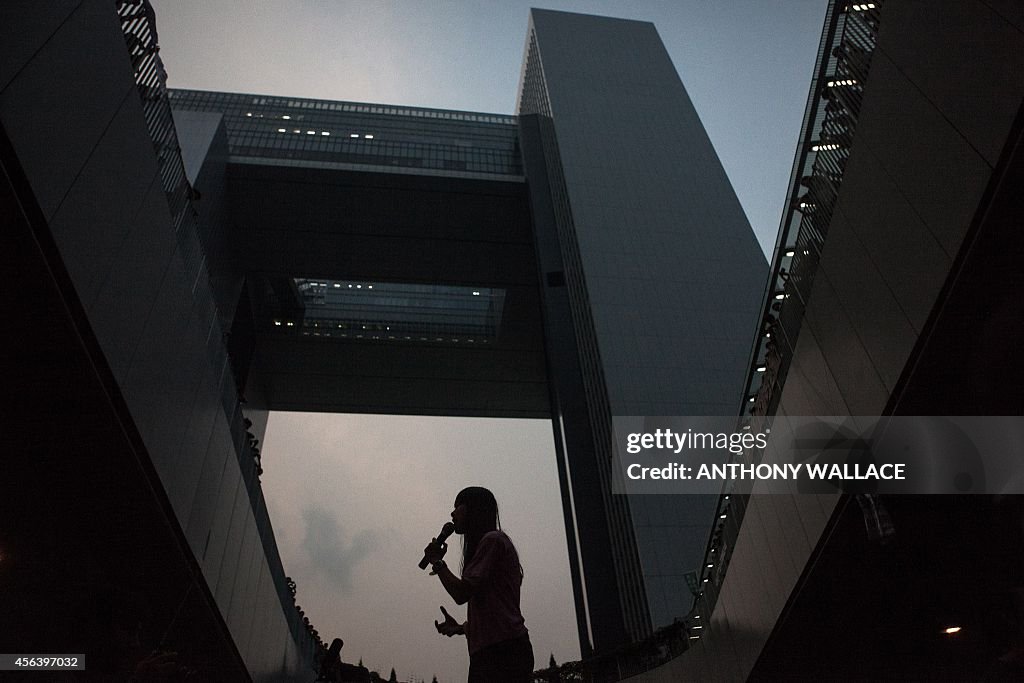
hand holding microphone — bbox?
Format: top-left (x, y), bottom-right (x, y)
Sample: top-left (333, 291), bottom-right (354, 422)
top-left (419, 522), bottom-right (456, 570)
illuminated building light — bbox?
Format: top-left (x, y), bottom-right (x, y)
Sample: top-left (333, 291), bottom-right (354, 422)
top-left (944, 626), bottom-right (962, 635)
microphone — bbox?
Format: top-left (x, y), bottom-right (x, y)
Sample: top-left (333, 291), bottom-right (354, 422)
top-left (419, 522), bottom-right (456, 570)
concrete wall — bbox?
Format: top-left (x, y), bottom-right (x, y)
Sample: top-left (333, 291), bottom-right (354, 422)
top-left (0, 3), bottom-right (313, 679)
top-left (626, 1), bottom-right (1024, 679)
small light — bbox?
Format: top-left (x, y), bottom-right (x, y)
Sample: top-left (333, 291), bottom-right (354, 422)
top-left (786, 250), bottom-right (795, 257)
top-left (689, 636), bottom-right (701, 640)
top-left (692, 625), bottom-right (703, 629)
top-left (350, 133), bottom-right (359, 138)
top-left (282, 115), bottom-right (291, 120)
top-left (293, 129), bottom-right (300, 134)
top-left (694, 616), bottom-right (700, 619)
top-left (274, 321), bottom-right (282, 326)
top-left (306, 130), bottom-right (315, 135)
top-left (367, 285), bottom-right (373, 289)
top-left (356, 285), bottom-right (362, 289)
top-left (322, 131), bottom-right (330, 136)
top-left (348, 284), bottom-right (353, 288)
top-left (278, 128), bottom-right (286, 133)
top-left (703, 578), bottom-right (709, 583)
top-left (749, 397), bottom-right (756, 403)
top-left (334, 283), bottom-right (341, 288)
top-left (765, 332), bottom-right (771, 338)
top-left (286, 322), bottom-right (294, 327)
top-left (706, 564), bottom-right (714, 569)
top-left (944, 627), bottom-right (961, 635)
top-left (246, 112), bottom-right (253, 117)
top-left (775, 293), bottom-right (785, 300)
top-left (720, 514), bottom-right (727, 519)
top-left (756, 366), bottom-right (766, 372)
top-left (472, 291), bottom-right (480, 296)
top-left (364, 134), bottom-right (374, 139)
top-left (724, 496), bottom-right (729, 500)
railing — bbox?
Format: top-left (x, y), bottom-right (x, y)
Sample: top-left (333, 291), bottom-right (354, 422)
top-left (679, 0), bottom-right (885, 675)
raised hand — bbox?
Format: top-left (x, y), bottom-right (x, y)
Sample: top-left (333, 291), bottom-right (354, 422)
top-left (434, 605), bottom-right (463, 637)
top-left (422, 537), bottom-right (448, 565)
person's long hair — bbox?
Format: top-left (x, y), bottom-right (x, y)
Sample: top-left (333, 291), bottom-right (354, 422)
top-left (456, 486), bottom-right (522, 577)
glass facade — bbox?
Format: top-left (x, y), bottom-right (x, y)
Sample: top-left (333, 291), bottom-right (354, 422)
top-left (168, 89), bottom-right (522, 176)
top-left (279, 278), bottom-right (505, 343)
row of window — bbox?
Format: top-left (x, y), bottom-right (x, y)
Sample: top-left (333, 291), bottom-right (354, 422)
top-left (168, 89), bottom-right (516, 125)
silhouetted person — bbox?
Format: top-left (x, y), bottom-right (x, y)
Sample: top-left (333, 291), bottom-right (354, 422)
top-left (423, 486), bottom-right (533, 682)
top-left (316, 638), bottom-right (345, 682)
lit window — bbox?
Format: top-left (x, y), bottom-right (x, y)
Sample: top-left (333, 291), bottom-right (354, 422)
top-left (350, 133), bottom-right (359, 138)
top-left (278, 128), bottom-right (286, 133)
top-left (365, 134), bottom-right (374, 139)
top-left (322, 131), bottom-right (330, 136)
top-left (306, 130), bottom-right (315, 135)
top-left (282, 115), bottom-right (291, 120)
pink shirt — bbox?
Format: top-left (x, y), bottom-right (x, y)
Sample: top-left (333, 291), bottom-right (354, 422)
top-left (462, 530), bottom-right (528, 655)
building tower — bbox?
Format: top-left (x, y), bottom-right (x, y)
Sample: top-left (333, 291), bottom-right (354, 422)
top-left (517, 9), bottom-right (766, 653)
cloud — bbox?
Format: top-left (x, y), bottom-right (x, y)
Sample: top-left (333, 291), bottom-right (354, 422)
top-left (301, 505), bottom-right (379, 591)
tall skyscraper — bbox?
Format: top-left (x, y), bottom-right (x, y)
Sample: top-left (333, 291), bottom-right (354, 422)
top-left (515, 10), bottom-right (766, 651)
